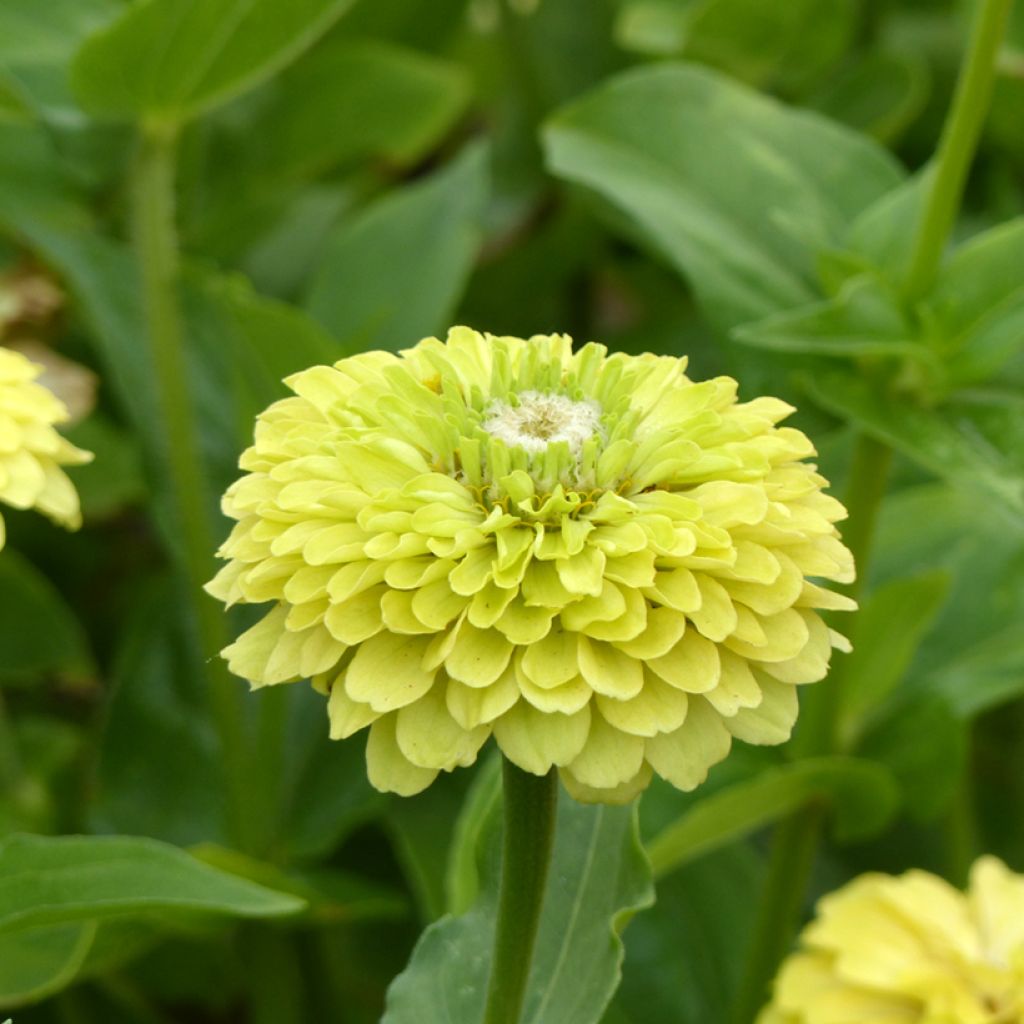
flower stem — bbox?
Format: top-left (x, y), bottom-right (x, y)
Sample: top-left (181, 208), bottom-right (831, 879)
top-left (903, 0), bottom-right (1013, 301)
top-left (483, 760), bottom-right (558, 1024)
top-left (732, 433), bottom-right (892, 1024)
top-left (129, 120), bottom-right (253, 850)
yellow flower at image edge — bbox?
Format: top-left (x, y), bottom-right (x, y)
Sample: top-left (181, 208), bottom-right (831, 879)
top-left (208, 328), bottom-right (854, 802)
top-left (0, 348), bottom-right (92, 549)
top-left (760, 857), bottom-right (1024, 1024)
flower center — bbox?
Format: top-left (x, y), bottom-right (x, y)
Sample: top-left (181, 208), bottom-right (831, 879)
top-left (482, 391), bottom-right (602, 456)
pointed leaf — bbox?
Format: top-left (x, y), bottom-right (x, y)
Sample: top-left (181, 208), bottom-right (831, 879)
top-left (71, 0), bottom-right (358, 122)
top-left (382, 786), bottom-right (653, 1024)
top-left (544, 63), bottom-right (904, 329)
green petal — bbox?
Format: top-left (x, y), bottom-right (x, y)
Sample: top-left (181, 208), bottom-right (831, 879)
top-left (725, 677), bottom-right (798, 745)
top-left (559, 761), bottom-right (653, 805)
top-left (566, 710), bottom-right (644, 790)
top-left (366, 715), bottom-right (438, 796)
top-left (444, 622), bottom-right (514, 687)
top-left (446, 668), bottom-right (519, 730)
top-left (644, 699), bottom-right (732, 791)
top-left (596, 670), bottom-right (689, 737)
top-left (396, 687), bottom-right (488, 770)
top-left (613, 605), bottom-right (687, 660)
top-left (345, 633), bottom-right (436, 712)
top-left (324, 585), bottom-right (386, 644)
top-left (519, 627), bottom-right (579, 689)
top-left (648, 631), bottom-right (721, 693)
top-left (577, 636), bottom-right (643, 699)
top-left (493, 701), bottom-right (591, 775)
top-left (328, 682), bottom-right (379, 740)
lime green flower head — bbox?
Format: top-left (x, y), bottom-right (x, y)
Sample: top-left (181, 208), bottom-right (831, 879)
top-left (208, 329), bottom-right (853, 802)
top-left (0, 347), bottom-right (92, 550)
top-left (759, 857), bottom-right (1024, 1024)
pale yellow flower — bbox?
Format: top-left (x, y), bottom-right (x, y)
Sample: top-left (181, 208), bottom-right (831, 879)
top-left (0, 347), bottom-right (92, 549)
top-left (761, 857), bottom-right (1024, 1024)
top-left (209, 329), bottom-right (853, 800)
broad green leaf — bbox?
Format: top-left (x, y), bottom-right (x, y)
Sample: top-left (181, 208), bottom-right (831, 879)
top-left (71, 0), bottom-right (358, 122)
top-left (928, 625), bottom-right (1024, 718)
top-left (610, 843), bottom-right (763, 1024)
top-left (305, 143), bottom-right (489, 350)
top-left (235, 37), bottom-right (470, 182)
top-left (0, 833), bottom-right (304, 933)
top-left (0, 923), bottom-right (95, 1010)
top-left (928, 219), bottom-right (1024, 385)
top-left (382, 789), bottom-right (653, 1024)
top-left (858, 694), bottom-right (966, 821)
top-left (808, 372), bottom-right (1024, 514)
top-left (0, 549), bottom-right (89, 681)
top-left (733, 275), bottom-right (922, 360)
top-left (91, 576), bottom-right (228, 846)
top-left (0, 0), bottom-right (119, 118)
top-left (646, 757), bottom-right (899, 878)
top-left (387, 774), bottom-right (474, 923)
top-left (615, 0), bottom-right (856, 94)
top-left (810, 49), bottom-right (929, 143)
top-left (544, 63), bottom-right (904, 329)
top-left (839, 570), bottom-right (951, 741)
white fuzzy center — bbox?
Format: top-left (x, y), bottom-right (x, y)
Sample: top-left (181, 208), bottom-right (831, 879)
top-left (482, 391), bottom-right (602, 455)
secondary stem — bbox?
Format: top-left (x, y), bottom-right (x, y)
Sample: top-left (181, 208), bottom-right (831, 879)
top-left (483, 760), bottom-right (558, 1024)
top-left (129, 121), bottom-right (253, 850)
top-left (904, 0), bottom-right (1014, 301)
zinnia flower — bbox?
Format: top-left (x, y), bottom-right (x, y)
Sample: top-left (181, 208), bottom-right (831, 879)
top-left (760, 857), bottom-right (1024, 1023)
top-left (208, 329), bottom-right (853, 801)
top-left (0, 347), bottom-right (92, 550)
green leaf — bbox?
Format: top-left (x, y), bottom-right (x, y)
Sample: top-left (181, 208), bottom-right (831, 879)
top-left (305, 143), bottom-right (489, 350)
top-left (810, 49), bottom-right (929, 143)
top-left (615, 0), bottom-right (857, 94)
top-left (0, 833), bottom-right (304, 933)
top-left (91, 576), bottom-right (228, 846)
top-left (0, 549), bottom-right (89, 682)
top-left (610, 843), bottom-right (763, 1024)
top-left (838, 570), bottom-right (951, 741)
top-left (928, 626), bottom-right (1024, 718)
top-left (646, 756), bottom-right (899, 878)
top-left (544, 63), bottom-right (904, 329)
top-left (928, 218), bottom-right (1024, 385)
top-left (858, 694), bottom-right (966, 821)
top-left (0, 923), bottom-right (96, 1010)
top-left (382, 790), bottom-right (654, 1024)
top-left (733, 274), bottom-right (921, 360)
top-left (70, 0), bottom-right (358, 122)
top-left (808, 372), bottom-right (1024, 513)
top-left (233, 37), bottom-right (471, 182)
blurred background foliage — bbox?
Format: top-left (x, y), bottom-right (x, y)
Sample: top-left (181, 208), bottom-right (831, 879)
top-left (0, 0), bottom-right (1022, 1021)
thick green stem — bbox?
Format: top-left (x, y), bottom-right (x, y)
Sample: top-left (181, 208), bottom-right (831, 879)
top-left (483, 760), bottom-right (558, 1024)
top-left (129, 122), bottom-right (253, 850)
top-left (732, 434), bottom-right (892, 1024)
top-left (904, 0), bottom-right (1013, 301)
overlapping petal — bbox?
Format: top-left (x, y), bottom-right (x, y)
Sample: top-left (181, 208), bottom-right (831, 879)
top-left (760, 857), bottom-right (1024, 1024)
top-left (210, 328), bottom-right (854, 801)
top-left (0, 347), bottom-right (92, 549)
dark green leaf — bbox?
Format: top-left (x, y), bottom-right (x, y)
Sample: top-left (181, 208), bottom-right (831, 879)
top-left (646, 756), bottom-right (899, 878)
top-left (858, 695), bottom-right (966, 821)
top-left (810, 49), bottom-right (929, 143)
top-left (382, 789), bottom-right (653, 1024)
top-left (928, 218), bottom-right (1024, 385)
top-left (808, 372), bottom-right (1024, 513)
top-left (0, 923), bottom-right (95, 1010)
top-left (0, 549), bottom-right (89, 681)
top-left (0, 833), bottom-right (304, 933)
top-left (839, 571), bottom-right (951, 741)
top-left (306, 143), bottom-right (489, 350)
top-left (544, 63), bottom-right (904, 329)
top-left (733, 275), bottom-right (922, 360)
top-left (71, 0), bottom-right (358, 122)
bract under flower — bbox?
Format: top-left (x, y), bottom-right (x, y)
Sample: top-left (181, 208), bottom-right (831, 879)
top-left (0, 347), bottom-right (92, 550)
top-left (760, 857), bottom-right (1024, 1023)
top-left (208, 328), bottom-right (854, 801)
